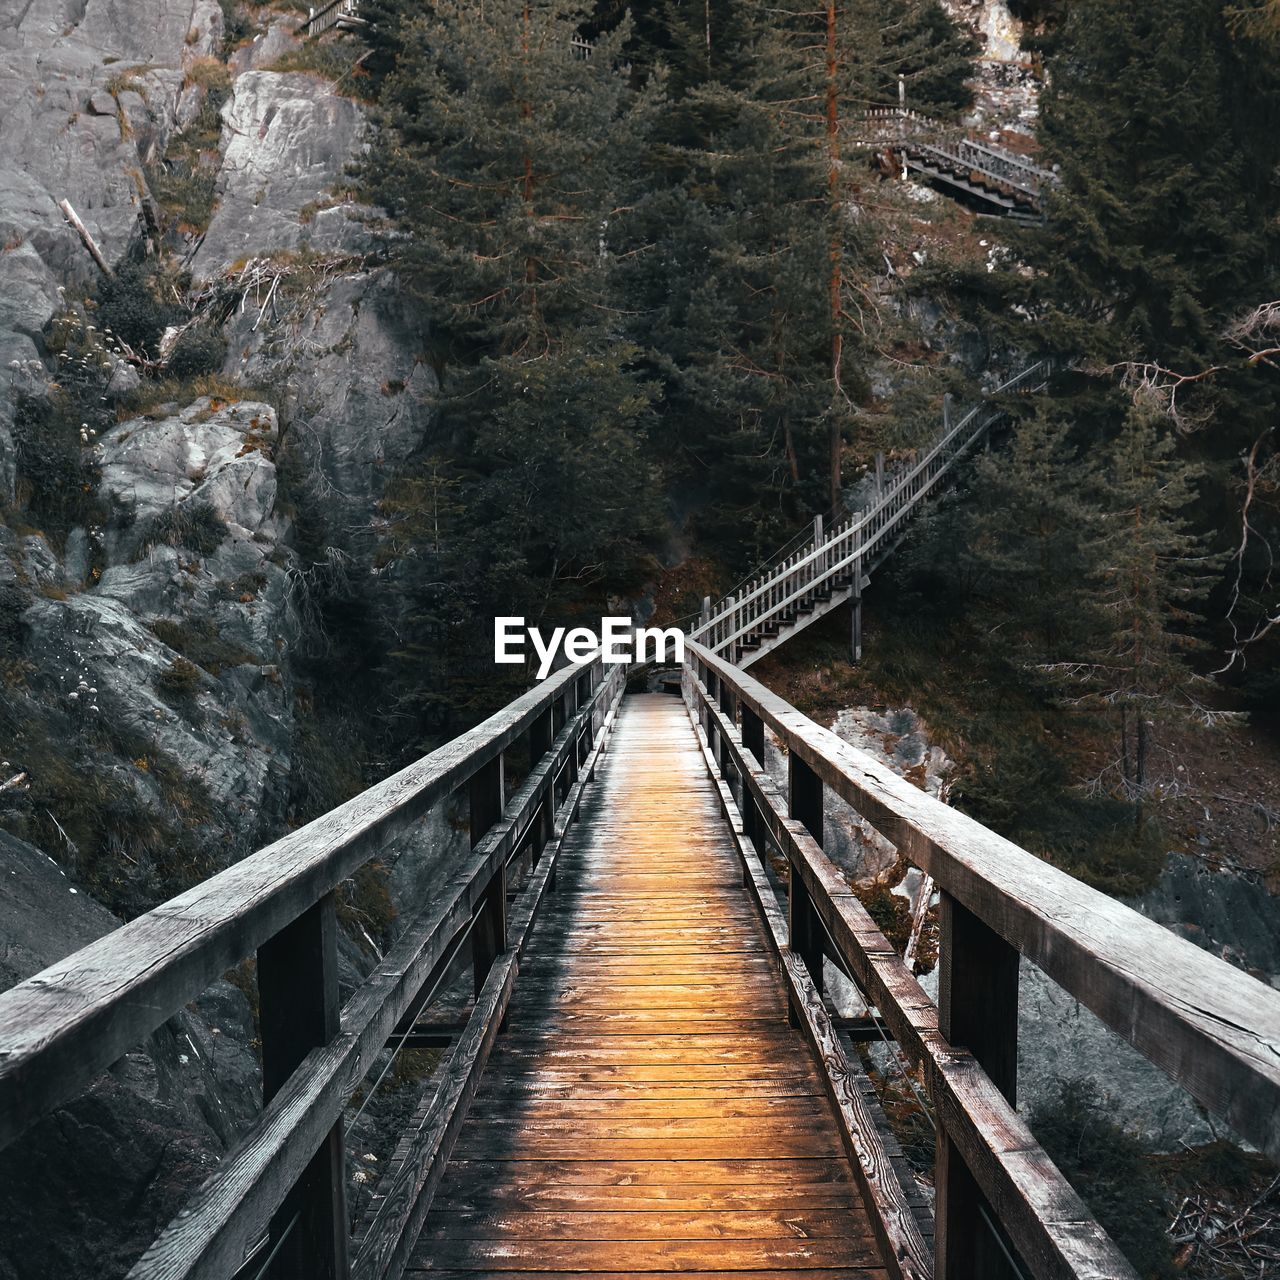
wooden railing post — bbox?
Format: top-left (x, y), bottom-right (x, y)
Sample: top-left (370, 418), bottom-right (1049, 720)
top-left (704, 667), bottom-right (719, 750)
top-left (257, 893), bottom-right (348, 1280)
top-left (739, 704), bottom-right (766, 881)
top-left (717, 680), bottom-right (738, 797)
top-left (469, 754), bottom-right (507, 998)
top-left (561, 687), bottom-right (578, 795)
top-left (935, 893), bottom-right (1021, 1280)
top-left (529, 706), bottom-right (554, 864)
top-left (852, 517), bottom-right (864, 663)
top-left (788, 756), bottom-right (825, 1023)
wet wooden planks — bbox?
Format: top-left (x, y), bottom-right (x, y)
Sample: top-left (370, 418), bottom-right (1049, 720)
top-left (409, 695), bottom-right (888, 1278)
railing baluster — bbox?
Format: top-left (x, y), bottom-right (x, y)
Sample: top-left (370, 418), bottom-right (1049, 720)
top-left (529, 706), bottom-right (554, 863)
top-left (739, 705), bottom-right (767, 882)
top-left (787, 756), bottom-right (825, 1023)
top-left (935, 893), bottom-right (1021, 1280)
top-left (257, 893), bottom-right (348, 1280)
top-left (469, 753), bottom-right (507, 997)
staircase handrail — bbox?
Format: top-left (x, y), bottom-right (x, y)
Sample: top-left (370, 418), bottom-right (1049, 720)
top-left (691, 361), bottom-right (1048, 651)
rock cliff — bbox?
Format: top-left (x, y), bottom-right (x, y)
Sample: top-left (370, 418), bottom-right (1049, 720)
top-left (0, 4), bottom-right (441, 1274)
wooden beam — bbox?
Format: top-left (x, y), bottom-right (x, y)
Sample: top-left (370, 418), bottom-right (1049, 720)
top-left (469, 754), bottom-right (506, 997)
top-left (683, 705), bottom-right (933, 1280)
top-left (0, 659), bottom-right (598, 1152)
top-left (689, 639), bottom-right (1280, 1162)
top-left (125, 674), bottom-right (623, 1280)
top-left (257, 895), bottom-right (347, 1280)
top-left (936, 895), bottom-right (1021, 1280)
top-left (690, 677), bottom-right (1139, 1280)
top-left (58, 199), bottom-right (113, 276)
top-left (351, 671), bottom-right (625, 1280)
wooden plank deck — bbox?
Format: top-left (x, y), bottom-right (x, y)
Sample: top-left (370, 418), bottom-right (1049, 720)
top-left (410, 694), bottom-right (889, 1278)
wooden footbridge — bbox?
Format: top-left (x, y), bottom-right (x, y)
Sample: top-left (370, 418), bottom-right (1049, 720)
top-left (3, 577), bottom-right (1280, 1280)
top-left (858, 108), bottom-right (1057, 220)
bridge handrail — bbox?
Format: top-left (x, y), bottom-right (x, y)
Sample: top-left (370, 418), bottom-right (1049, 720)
top-left (304, 0), bottom-right (361, 39)
top-left (692, 362), bottom-right (1048, 655)
top-left (124, 663), bottom-right (624, 1280)
top-left (687, 640), bottom-right (1280, 1169)
top-left (0, 655), bottom-right (614, 1264)
top-left (857, 106), bottom-right (1056, 199)
top-left (685, 647), bottom-right (1141, 1278)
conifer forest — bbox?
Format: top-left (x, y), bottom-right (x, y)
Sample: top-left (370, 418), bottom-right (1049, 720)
top-left (1, 2), bottom-right (1279, 1279)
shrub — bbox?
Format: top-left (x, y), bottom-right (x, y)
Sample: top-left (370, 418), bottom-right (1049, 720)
top-left (144, 84), bottom-right (229, 234)
top-left (267, 36), bottom-right (364, 84)
top-left (338, 860), bottom-right (399, 953)
top-left (137, 500), bottom-right (227, 556)
top-left (156, 657), bottom-right (205, 703)
top-left (1029, 1078), bottom-right (1176, 1278)
top-left (3, 722), bottom-right (217, 920)
top-left (10, 393), bottom-right (108, 544)
top-left (168, 326), bottom-right (227, 380)
top-left (94, 261), bottom-right (178, 356)
top-left (151, 617), bottom-right (256, 673)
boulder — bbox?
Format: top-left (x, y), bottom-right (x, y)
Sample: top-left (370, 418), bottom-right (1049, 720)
top-left (95, 396), bottom-right (288, 560)
top-left (0, 0), bottom-right (231, 501)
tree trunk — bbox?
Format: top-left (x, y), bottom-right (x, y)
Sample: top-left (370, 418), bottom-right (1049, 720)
top-left (826, 0), bottom-right (843, 512)
top-left (1135, 715), bottom-right (1149, 834)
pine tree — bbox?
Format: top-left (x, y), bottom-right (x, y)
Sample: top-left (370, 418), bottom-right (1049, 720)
top-left (842, 0), bottom-right (978, 117)
top-left (1027, 0), bottom-right (1280, 438)
top-left (614, 3), bottom-right (836, 565)
top-left (1018, 0), bottom-right (1280, 695)
top-left (362, 0), bottom-right (660, 743)
top-left (965, 407), bottom-right (1104, 671)
top-left (1062, 405), bottom-right (1222, 828)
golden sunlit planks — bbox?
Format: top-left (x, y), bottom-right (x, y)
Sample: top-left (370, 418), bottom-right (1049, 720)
top-left (411, 694), bottom-right (887, 1278)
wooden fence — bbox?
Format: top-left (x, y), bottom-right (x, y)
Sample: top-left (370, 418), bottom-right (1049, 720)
top-left (684, 639), bottom-right (1280, 1279)
top-left (0, 658), bottom-right (626, 1280)
top-left (303, 0), bottom-right (362, 40)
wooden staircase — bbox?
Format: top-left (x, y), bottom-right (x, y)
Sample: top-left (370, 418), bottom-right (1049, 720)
top-left (691, 362), bottom-right (1050, 667)
top-left (858, 107), bottom-right (1056, 219)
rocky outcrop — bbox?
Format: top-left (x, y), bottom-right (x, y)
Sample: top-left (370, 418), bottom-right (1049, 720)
top-left (941, 0), bottom-right (1041, 134)
top-left (0, 0), bottom-right (225, 503)
top-left (96, 396), bottom-right (288, 559)
top-left (191, 69), bottom-right (372, 281)
top-left (227, 268), bottom-right (437, 546)
top-left (0, 829), bottom-right (258, 1280)
top-left (1016, 853), bottom-right (1280, 1151)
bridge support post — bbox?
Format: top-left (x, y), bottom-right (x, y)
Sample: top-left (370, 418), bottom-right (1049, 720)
top-left (717, 681), bottom-right (738, 798)
top-left (739, 705), bottom-right (766, 883)
top-left (257, 893), bottom-right (348, 1280)
top-left (470, 754), bottom-right (508, 999)
top-left (788, 757), bottom-right (825, 1024)
top-left (935, 894), bottom-right (1021, 1280)
top-left (561, 687), bottom-right (578, 796)
top-left (530, 707), bottom-right (554, 865)
top-left (851, 518), bottom-right (864, 663)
